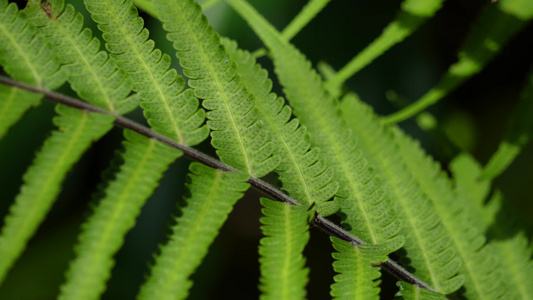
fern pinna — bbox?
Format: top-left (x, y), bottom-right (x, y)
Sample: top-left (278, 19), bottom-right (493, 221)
top-left (0, 0), bottom-right (532, 299)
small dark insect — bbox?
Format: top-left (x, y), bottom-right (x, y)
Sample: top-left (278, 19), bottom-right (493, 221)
top-left (39, 0), bottom-right (55, 20)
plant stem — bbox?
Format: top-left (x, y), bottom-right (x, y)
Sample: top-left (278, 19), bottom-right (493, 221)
top-left (0, 75), bottom-right (436, 292)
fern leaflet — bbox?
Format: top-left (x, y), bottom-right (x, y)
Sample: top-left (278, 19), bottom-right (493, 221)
top-left (340, 94), bottom-right (463, 294)
top-left (24, 0), bottom-right (138, 114)
top-left (394, 130), bottom-right (505, 299)
top-left (153, 0), bottom-right (278, 178)
top-left (326, 0), bottom-right (444, 97)
top-left (137, 163), bottom-right (249, 300)
top-left (259, 198), bottom-right (311, 300)
top-left (484, 193), bottom-right (533, 299)
top-left (0, 105), bottom-right (114, 284)
top-left (385, 0), bottom-right (533, 124)
top-left (84, 0), bottom-right (208, 145)
top-left (0, 87), bottom-right (41, 139)
top-left (451, 154), bottom-right (533, 299)
top-left (222, 38), bottom-right (338, 215)
top-left (0, 0), bottom-right (64, 138)
top-left (450, 154), bottom-right (490, 230)
top-left (330, 236), bottom-right (403, 299)
top-left (58, 130), bottom-right (180, 300)
top-left (227, 0), bottom-right (401, 245)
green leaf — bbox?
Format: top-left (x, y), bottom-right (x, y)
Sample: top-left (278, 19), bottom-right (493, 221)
top-left (227, 0), bottom-right (401, 245)
top-left (137, 163), bottom-right (249, 300)
top-left (482, 193), bottom-right (533, 300)
top-left (395, 281), bottom-right (446, 299)
top-left (0, 0), bottom-right (65, 138)
top-left (330, 236), bottom-right (403, 299)
top-left (24, 0), bottom-right (138, 114)
top-left (84, 0), bottom-right (208, 145)
top-left (340, 94), bottom-right (463, 294)
top-left (326, 0), bottom-right (444, 97)
top-left (450, 154), bottom-right (490, 230)
top-left (385, 0), bottom-right (533, 124)
top-left (222, 38), bottom-right (338, 215)
top-left (58, 130), bottom-right (180, 300)
top-left (259, 198), bottom-right (311, 300)
top-left (154, 0), bottom-right (279, 178)
top-left (0, 105), bottom-right (114, 284)
top-left (394, 130), bottom-right (505, 299)
top-left (0, 86), bottom-right (41, 139)
top-left (451, 154), bottom-right (533, 299)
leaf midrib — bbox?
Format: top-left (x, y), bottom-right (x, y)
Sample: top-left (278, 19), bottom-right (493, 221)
top-left (106, 1), bottom-right (184, 143)
top-left (178, 7), bottom-right (253, 176)
top-left (52, 7), bottom-right (115, 112)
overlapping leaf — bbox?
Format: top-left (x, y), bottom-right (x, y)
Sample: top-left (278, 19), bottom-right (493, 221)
top-left (451, 154), bottom-right (533, 299)
top-left (84, 0), bottom-right (208, 145)
top-left (340, 94), bottom-right (463, 294)
top-left (137, 163), bottom-right (249, 300)
top-left (227, 0), bottom-right (401, 246)
top-left (153, 0), bottom-right (278, 178)
top-left (223, 38), bottom-right (338, 215)
top-left (395, 131), bottom-right (505, 299)
top-left (58, 130), bottom-right (180, 300)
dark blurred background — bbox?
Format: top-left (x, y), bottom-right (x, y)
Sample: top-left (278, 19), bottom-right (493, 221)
top-left (0, 0), bottom-right (532, 299)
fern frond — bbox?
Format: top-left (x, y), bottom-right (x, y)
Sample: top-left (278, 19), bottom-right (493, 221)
top-left (326, 0), bottom-right (444, 96)
top-left (480, 68), bottom-right (533, 180)
top-left (450, 154), bottom-right (490, 230)
top-left (258, 198), bottom-right (311, 300)
top-left (394, 130), bottom-right (505, 299)
top-left (222, 38), bottom-right (338, 215)
top-left (84, 0), bottom-right (208, 145)
top-left (58, 130), bottom-right (180, 300)
top-left (395, 281), bottom-right (446, 300)
top-left (227, 0), bottom-right (401, 245)
top-left (137, 163), bottom-right (249, 300)
top-left (340, 94), bottom-right (463, 294)
top-left (0, 0), bottom-right (64, 137)
top-left (153, 0), bottom-right (278, 178)
top-left (330, 236), bottom-right (403, 299)
top-left (483, 193), bottom-right (533, 299)
top-left (385, 0), bottom-right (533, 124)
top-left (0, 86), bottom-right (41, 139)
top-left (451, 154), bottom-right (533, 299)
top-left (0, 105), bottom-right (114, 284)
top-left (24, 0), bottom-right (138, 114)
